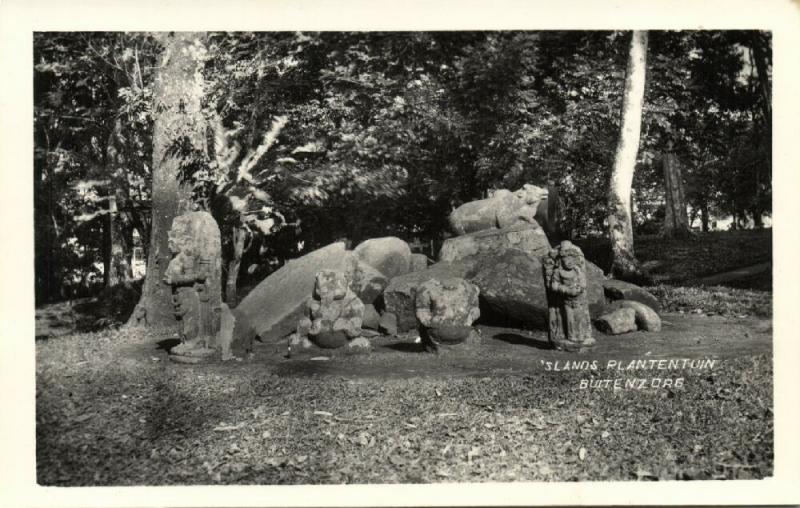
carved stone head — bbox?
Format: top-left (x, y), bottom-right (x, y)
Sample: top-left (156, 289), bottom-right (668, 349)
top-left (514, 183), bottom-right (549, 206)
top-left (557, 240), bottom-right (584, 269)
top-left (314, 270), bottom-right (349, 301)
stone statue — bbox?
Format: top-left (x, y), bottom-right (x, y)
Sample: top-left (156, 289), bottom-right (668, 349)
top-left (542, 240), bottom-right (595, 351)
top-left (295, 270), bottom-right (365, 349)
top-left (415, 277), bottom-right (480, 352)
top-left (163, 211), bottom-right (223, 361)
top-left (448, 184), bottom-right (549, 235)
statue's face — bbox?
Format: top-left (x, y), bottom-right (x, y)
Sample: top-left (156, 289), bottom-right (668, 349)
top-left (315, 270), bottom-right (348, 300)
top-left (561, 255), bottom-right (576, 270)
top-left (516, 184), bottom-right (548, 205)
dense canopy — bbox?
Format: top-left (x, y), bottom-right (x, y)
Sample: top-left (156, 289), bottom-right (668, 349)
top-left (34, 30), bottom-right (771, 304)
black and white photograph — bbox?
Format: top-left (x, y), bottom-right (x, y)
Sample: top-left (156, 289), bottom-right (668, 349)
top-left (2, 0), bottom-right (800, 506)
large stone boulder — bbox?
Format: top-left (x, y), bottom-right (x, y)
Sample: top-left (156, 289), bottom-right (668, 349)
top-left (438, 223), bottom-right (550, 263)
top-left (217, 303), bottom-right (257, 361)
top-left (383, 260), bottom-right (476, 332)
top-left (603, 300), bottom-right (661, 332)
top-left (362, 304), bottom-right (381, 330)
top-left (378, 312), bottom-right (398, 336)
top-left (602, 279), bottom-right (661, 312)
top-left (595, 308), bottom-right (637, 335)
top-left (409, 253), bottom-right (429, 273)
top-left (238, 242), bottom-right (376, 341)
top-left (448, 184), bottom-right (549, 235)
top-left (467, 250), bottom-right (606, 329)
top-left (348, 257), bottom-right (388, 305)
top-left (353, 237), bottom-right (412, 279)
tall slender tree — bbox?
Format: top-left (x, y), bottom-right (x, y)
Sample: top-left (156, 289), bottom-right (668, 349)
top-left (130, 32), bottom-right (208, 327)
top-left (608, 31), bottom-right (649, 281)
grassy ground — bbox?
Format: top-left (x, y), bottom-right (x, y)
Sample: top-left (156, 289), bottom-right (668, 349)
top-left (576, 229), bottom-right (772, 285)
top-left (651, 284), bottom-right (772, 318)
top-left (37, 324), bottom-right (773, 485)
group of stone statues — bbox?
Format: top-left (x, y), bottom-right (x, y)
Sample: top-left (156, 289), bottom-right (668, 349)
top-left (160, 182), bottom-right (659, 363)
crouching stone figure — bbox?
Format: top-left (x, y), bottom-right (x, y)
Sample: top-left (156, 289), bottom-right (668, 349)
top-left (293, 270), bottom-right (366, 350)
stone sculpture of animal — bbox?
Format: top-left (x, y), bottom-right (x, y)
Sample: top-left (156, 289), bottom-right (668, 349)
top-left (448, 184), bottom-right (549, 235)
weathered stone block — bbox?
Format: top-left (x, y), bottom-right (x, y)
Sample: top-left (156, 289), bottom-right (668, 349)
top-left (604, 300), bottom-right (661, 332)
top-left (383, 260), bottom-right (476, 332)
top-left (378, 312), bottom-right (398, 336)
top-left (353, 236), bottom-right (412, 279)
top-left (409, 253), bottom-right (429, 272)
top-left (217, 303), bottom-right (257, 361)
top-left (362, 304), bottom-right (381, 330)
top-left (467, 250), bottom-right (606, 330)
top-left (439, 223), bottom-right (551, 263)
top-left (603, 279), bottom-right (661, 312)
top-left (595, 308), bottom-right (637, 335)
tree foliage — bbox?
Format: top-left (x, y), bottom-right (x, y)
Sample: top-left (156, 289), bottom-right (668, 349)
top-left (34, 30), bottom-right (771, 303)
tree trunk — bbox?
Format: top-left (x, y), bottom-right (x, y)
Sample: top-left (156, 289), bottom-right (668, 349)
top-left (752, 207), bottom-right (763, 228)
top-left (608, 31), bottom-right (649, 282)
top-left (661, 153), bottom-right (691, 237)
top-left (105, 194), bottom-right (132, 287)
top-left (129, 32), bottom-right (208, 327)
top-left (225, 225), bottom-right (248, 306)
top-left (701, 202), bottom-right (709, 232)
top-left (749, 32), bottom-right (771, 127)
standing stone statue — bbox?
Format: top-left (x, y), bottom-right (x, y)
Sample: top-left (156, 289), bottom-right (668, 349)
top-left (542, 241), bottom-right (595, 351)
top-left (294, 270), bottom-right (366, 349)
top-left (163, 211), bottom-right (223, 361)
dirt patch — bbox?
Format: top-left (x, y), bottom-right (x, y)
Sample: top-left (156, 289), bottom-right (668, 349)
top-left (108, 313), bottom-right (773, 380)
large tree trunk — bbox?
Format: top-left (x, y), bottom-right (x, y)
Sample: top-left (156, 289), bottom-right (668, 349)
top-left (225, 225), bottom-right (249, 306)
top-left (608, 31), bottom-right (649, 282)
top-left (661, 152), bottom-right (691, 238)
top-left (129, 32), bottom-right (207, 327)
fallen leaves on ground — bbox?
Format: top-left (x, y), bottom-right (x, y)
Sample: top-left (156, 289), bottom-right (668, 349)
top-left (36, 328), bottom-right (773, 485)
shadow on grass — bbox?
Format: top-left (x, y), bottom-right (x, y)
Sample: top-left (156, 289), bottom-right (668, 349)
top-left (384, 341), bottom-right (427, 353)
top-left (156, 338), bottom-right (181, 351)
top-left (492, 333), bottom-right (553, 350)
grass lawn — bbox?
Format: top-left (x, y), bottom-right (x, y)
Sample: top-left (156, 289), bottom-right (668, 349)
top-left (36, 325), bottom-right (773, 485)
top-left (651, 284), bottom-right (772, 318)
top-left (576, 229), bottom-right (772, 285)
